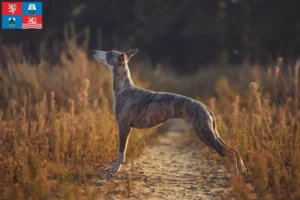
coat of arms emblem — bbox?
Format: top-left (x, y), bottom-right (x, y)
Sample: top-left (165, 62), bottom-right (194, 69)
top-left (2, 2), bottom-right (43, 29)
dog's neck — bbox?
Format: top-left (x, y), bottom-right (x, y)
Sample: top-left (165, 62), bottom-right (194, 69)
top-left (111, 64), bottom-right (134, 94)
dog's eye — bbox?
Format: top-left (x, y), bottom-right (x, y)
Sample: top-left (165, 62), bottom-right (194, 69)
top-left (119, 54), bottom-right (124, 61)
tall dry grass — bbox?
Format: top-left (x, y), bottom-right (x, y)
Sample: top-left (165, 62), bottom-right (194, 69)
top-left (0, 34), bottom-right (299, 199)
top-left (0, 40), bottom-right (156, 199)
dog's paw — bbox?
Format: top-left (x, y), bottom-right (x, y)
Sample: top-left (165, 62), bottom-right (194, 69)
top-left (241, 164), bottom-right (247, 173)
top-left (239, 160), bottom-right (246, 174)
top-left (107, 164), bottom-right (120, 173)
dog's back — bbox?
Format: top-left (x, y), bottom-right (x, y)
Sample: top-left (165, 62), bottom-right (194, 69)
top-left (116, 86), bottom-right (211, 130)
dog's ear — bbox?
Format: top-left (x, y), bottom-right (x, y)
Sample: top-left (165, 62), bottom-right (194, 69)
top-left (125, 49), bottom-right (138, 61)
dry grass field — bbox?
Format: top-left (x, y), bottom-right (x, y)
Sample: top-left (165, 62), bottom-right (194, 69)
top-left (0, 39), bottom-right (299, 199)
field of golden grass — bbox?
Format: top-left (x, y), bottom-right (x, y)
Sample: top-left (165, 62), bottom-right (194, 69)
top-left (0, 39), bottom-right (299, 199)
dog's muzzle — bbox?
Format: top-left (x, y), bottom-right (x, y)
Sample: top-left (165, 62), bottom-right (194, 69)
top-left (93, 50), bottom-right (108, 64)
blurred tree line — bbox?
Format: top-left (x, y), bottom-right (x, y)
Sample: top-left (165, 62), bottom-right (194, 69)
top-left (1, 0), bottom-right (300, 73)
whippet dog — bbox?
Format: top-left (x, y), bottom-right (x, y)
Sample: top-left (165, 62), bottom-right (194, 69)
top-left (93, 49), bottom-right (246, 174)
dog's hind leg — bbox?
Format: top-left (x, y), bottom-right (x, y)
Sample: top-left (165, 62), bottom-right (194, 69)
top-left (108, 124), bottom-right (131, 173)
top-left (193, 119), bottom-right (245, 174)
top-left (200, 129), bottom-right (245, 174)
top-left (214, 134), bottom-right (246, 173)
top-left (199, 110), bottom-right (246, 174)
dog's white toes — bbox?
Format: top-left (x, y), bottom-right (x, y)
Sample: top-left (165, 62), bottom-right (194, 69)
top-left (240, 162), bottom-right (246, 173)
top-left (242, 165), bottom-right (247, 173)
top-left (238, 163), bottom-right (246, 174)
top-left (107, 165), bottom-right (119, 173)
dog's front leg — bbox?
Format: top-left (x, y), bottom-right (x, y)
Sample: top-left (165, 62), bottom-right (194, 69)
top-left (108, 124), bottom-right (131, 173)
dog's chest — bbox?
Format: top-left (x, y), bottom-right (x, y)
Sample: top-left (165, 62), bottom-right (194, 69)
top-left (112, 95), bottom-right (116, 111)
top-left (113, 96), bottom-right (125, 114)
top-left (113, 89), bottom-right (136, 120)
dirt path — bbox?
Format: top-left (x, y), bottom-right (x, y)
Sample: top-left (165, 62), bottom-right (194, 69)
top-left (96, 120), bottom-right (234, 200)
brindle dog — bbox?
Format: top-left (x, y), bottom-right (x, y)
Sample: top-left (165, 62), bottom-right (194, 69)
top-left (93, 49), bottom-right (246, 174)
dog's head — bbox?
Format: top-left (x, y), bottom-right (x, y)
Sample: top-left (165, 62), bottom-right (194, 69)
top-left (93, 49), bottom-right (138, 69)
